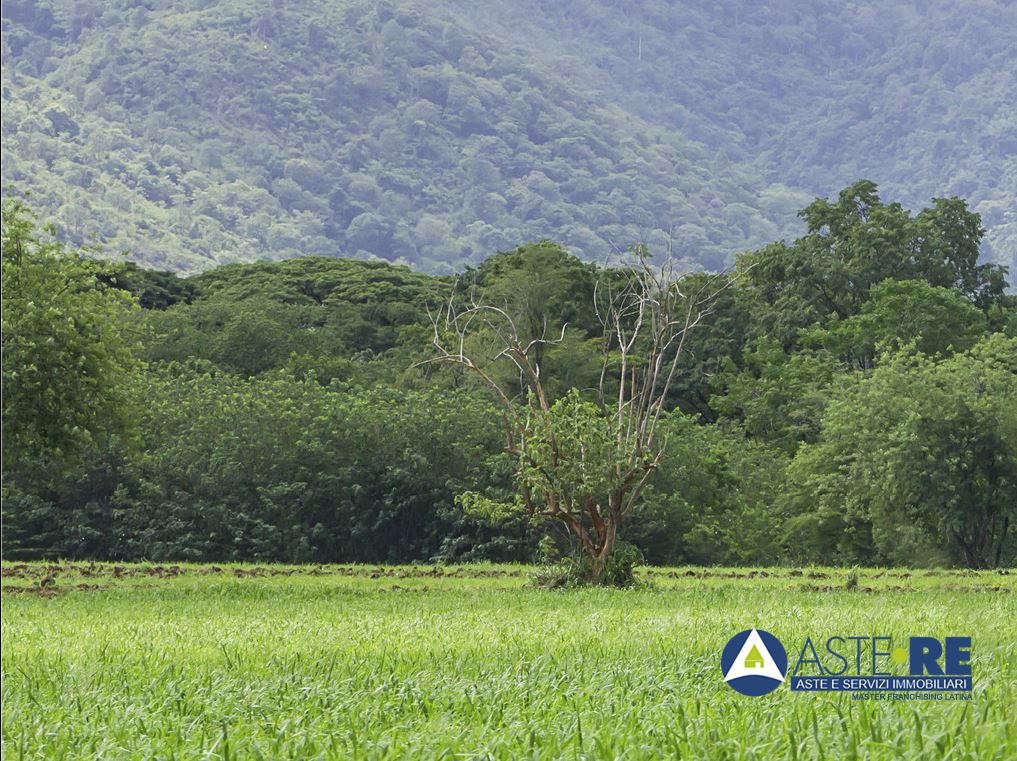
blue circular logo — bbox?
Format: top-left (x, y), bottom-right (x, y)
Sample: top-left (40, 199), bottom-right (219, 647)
top-left (721, 629), bottom-right (788, 696)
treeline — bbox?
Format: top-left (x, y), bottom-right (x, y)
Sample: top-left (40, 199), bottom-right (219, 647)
top-left (3, 182), bottom-right (1016, 567)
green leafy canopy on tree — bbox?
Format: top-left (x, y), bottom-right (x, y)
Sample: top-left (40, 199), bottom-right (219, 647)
top-left (2, 200), bottom-right (141, 481)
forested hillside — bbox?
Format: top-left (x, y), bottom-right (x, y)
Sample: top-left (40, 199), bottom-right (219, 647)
top-left (3, 0), bottom-right (1014, 274)
top-left (448, 0), bottom-right (1017, 266)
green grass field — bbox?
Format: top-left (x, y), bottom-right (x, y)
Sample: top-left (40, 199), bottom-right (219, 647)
top-left (2, 563), bottom-right (1015, 759)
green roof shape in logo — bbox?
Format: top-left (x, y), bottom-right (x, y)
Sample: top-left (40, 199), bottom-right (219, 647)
top-left (723, 629), bottom-right (786, 684)
top-left (744, 644), bottom-right (765, 669)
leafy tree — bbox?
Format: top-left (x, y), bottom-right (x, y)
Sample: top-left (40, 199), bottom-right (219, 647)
top-left (462, 241), bottom-right (602, 398)
top-left (716, 185), bottom-right (1007, 456)
top-left (713, 339), bottom-right (836, 454)
top-left (738, 182), bottom-right (1006, 349)
top-left (31, 361), bottom-right (513, 565)
top-left (662, 274), bottom-right (750, 422)
top-left (100, 262), bottom-right (198, 309)
top-left (431, 248), bottom-right (728, 583)
top-left (3, 189), bottom-right (1011, 572)
top-left (472, 241), bottom-right (600, 344)
top-left (802, 279), bottom-right (987, 368)
top-left (1, 200), bottom-right (140, 479)
top-left (0, 438), bottom-right (131, 560)
top-left (783, 335), bottom-right (1017, 568)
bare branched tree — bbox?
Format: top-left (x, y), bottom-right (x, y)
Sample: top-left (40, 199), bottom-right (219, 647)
top-left (423, 247), bottom-right (731, 582)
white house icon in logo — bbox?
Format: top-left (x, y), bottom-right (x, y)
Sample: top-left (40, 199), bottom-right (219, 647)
top-left (723, 628), bottom-right (786, 683)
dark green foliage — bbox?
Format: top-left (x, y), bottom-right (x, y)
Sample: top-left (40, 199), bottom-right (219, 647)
top-left (714, 185), bottom-right (1009, 456)
top-left (782, 336), bottom-right (1017, 569)
top-left (1, 440), bottom-right (131, 560)
top-left (662, 274), bottom-right (751, 422)
top-left (100, 262), bottom-right (199, 309)
top-left (738, 182), bottom-right (1006, 351)
top-left (470, 242), bottom-right (600, 336)
top-left (712, 340), bottom-right (836, 454)
top-left (628, 417), bottom-right (789, 565)
top-left (802, 279), bottom-right (988, 367)
top-left (2, 363), bottom-right (520, 563)
top-left (141, 257), bottom-right (449, 382)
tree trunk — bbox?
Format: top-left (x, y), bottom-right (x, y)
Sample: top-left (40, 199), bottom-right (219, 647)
top-left (589, 520), bottom-right (618, 582)
top-left (994, 516), bottom-right (1009, 569)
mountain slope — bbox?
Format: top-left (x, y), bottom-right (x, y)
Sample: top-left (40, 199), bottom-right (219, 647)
top-left (2, 0), bottom-right (1013, 274)
top-left (444, 0), bottom-right (1017, 269)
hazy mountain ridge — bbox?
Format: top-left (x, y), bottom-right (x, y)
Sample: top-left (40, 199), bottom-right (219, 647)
top-left (445, 0), bottom-right (1017, 268)
top-left (2, 0), bottom-right (1013, 273)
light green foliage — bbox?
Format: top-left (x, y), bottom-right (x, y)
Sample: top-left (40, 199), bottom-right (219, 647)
top-left (449, 2), bottom-right (1017, 269)
top-left (472, 242), bottom-right (599, 338)
top-left (142, 257), bottom-right (449, 382)
top-left (2, 564), bottom-right (1015, 759)
top-left (467, 242), bottom-right (602, 397)
top-left (1, 201), bottom-right (140, 476)
top-left (454, 490), bottom-right (526, 524)
top-left (0, 0), bottom-right (799, 272)
top-left (518, 390), bottom-right (624, 513)
top-left (508, 388), bottom-right (667, 583)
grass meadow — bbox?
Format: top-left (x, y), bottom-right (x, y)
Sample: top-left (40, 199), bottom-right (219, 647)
top-left (2, 563), bottom-right (1015, 759)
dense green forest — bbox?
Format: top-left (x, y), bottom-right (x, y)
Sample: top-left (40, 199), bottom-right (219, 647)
top-left (4, 184), bottom-right (1016, 568)
top-left (2, 0), bottom-right (1014, 275)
